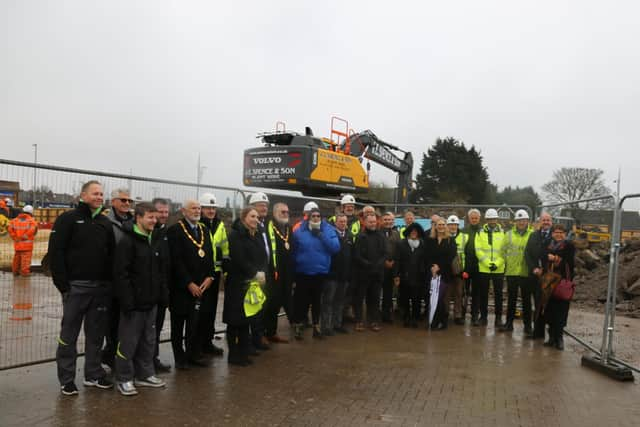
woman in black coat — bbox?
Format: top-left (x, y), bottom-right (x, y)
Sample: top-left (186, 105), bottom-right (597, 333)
top-left (424, 218), bottom-right (457, 330)
top-left (224, 207), bottom-right (268, 366)
top-left (393, 223), bottom-right (428, 328)
top-left (541, 223), bottom-right (575, 350)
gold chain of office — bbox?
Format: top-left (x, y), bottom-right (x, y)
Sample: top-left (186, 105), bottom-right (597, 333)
top-left (272, 224), bottom-right (290, 250)
top-left (179, 220), bottom-right (206, 257)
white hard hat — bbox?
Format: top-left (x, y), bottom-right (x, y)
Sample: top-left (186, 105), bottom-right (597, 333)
top-left (514, 209), bottom-right (530, 220)
top-left (303, 201), bottom-right (319, 212)
top-left (248, 192), bottom-right (269, 205)
top-left (199, 193), bottom-right (218, 207)
top-left (23, 205), bottom-right (34, 214)
top-left (5, 198), bottom-right (13, 206)
top-left (446, 215), bottom-right (460, 225)
top-left (484, 208), bottom-right (499, 219)
top-left (340, 194), bottom-right (356, 205)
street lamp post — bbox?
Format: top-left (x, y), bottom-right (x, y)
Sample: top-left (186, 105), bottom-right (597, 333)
top-left (32, 144), bottom-right (38, 206)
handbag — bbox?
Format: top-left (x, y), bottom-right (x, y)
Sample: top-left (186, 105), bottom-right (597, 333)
top-left (552, 264), bottom-right (575, 301)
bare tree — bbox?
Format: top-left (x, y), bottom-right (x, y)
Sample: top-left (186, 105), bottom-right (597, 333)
top-left (542, 167), bottom-right (613, 210)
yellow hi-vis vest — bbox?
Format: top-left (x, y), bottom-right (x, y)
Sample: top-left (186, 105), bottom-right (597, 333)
top-left (210, 221), bottom-right (229, 273)
top-left (328, 215), bottom-right (360, 241)
top-left (454, 232), bottom-right (468, 270)
top-left (244, 280), bottom-right (266, 317)
top-left (474, 224), bottom-right (506, 274)
top-left (503, 226), bottom-right (533, 277)
top-left (267, 220), bottom-right (291, 280)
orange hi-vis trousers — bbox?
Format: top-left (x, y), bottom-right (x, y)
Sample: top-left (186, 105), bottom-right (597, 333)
top-left (12, 250), bottom-right (33, 276)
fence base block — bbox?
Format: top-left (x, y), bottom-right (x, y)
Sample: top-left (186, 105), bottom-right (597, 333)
top-left (581, 355), bottom-right (634, 381)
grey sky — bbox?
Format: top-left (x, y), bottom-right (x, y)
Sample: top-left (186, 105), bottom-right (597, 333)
top-left (2, 1), bottom-right (639, 208)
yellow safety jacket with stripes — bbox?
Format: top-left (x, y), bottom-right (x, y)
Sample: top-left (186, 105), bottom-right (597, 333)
top-left (210, 221), bottom-right (229, 273)
top-left (474, 224), bottom-right (506, 274)
top-left (454, 231), bottom-right (468, 270)
top-left (503, 226), bottom-right (533, 277)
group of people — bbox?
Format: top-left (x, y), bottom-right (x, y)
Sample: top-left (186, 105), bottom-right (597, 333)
top-left (49, 181), bottom-right (575, 397)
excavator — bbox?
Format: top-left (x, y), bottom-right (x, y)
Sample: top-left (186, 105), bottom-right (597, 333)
top-left (243, 117), bottom-right (414, 203)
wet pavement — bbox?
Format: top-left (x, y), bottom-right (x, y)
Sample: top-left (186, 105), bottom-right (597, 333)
top-left (1, 314), bottom-right (639, 427)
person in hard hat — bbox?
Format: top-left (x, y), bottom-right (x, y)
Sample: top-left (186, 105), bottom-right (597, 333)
top-left (224, 206), bottom-right (268, 366)
top-left (5, 197), bottom-right (20, 219)
top-left (329, 194), bottom-right (361, 237)
top-left (198, 192), bottom-right (228, 356)
top-left (8, 205), bottom-right (38, 276)
top-left (393, 222), bottom-right (427, 328)
top-left (472, 208), bottom-right (506, 327)
top-left (463, 208), bottom-right (482, 322)
top-left (112, 202), bottom-right (168, 396)
top-left (446, 215), bottom-right (467, 325)
top-left (50, 180), bottom-right (116, 395)
top-left (292, 200), bottom-right (319, 232)
top-left (524, 212), bottom-right (554, 340)
top-left (247, 192), bottom-right (271, 351)
top-left (166, 199), bottom-right (215, 369)
top-left (291, 207), bottom-right (340, 339)
top-left (499, 209), bottom-right (534, 333)
top-left (102, 188), bottom-right (135, 369)
top-left (263, 202), bottom-right (294, 343)
top-left (0, 200), bottom-right (10, 236)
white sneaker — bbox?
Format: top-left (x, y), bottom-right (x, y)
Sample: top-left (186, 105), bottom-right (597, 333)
top-left (117, 381), bottom-right (138, 396)
top-left (134, 376), bottom-right (166, 388)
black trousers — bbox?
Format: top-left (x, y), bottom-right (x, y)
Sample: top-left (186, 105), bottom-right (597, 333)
top-left (545, 298), bottom-right (570, 341)
top-left (294, 274), bottom-right (325, 325)
top-left (226, 324), bottom-right (250, 362)
top-left (154, 303), bottom-right (167, 361)
top-left (354, 275), bottom-right (382, 323)
top-left (264, 277), bottom-right (292, 337)
top-left (101, 298), bottom-right (120, 365)
top-left (170, 303), bottom-right (209, 363)
top-left (380, 269), bottom-right (395, 320)
top-left (473, 273), bottom-right (504, 321)
top-left (506, 276), bottom-right (537, 327)
top-left (400, 285), bottom-right (423, 321)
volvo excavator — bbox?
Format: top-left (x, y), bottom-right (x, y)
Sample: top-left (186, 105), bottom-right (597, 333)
top-left (243, 117), bottom-right (414, 203)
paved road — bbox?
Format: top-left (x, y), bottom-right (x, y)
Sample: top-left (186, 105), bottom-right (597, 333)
top-left (1, 317), bottom-right (638, 427)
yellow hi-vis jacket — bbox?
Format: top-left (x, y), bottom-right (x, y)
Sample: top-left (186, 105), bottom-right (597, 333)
top-left (210, 221), bottom-right (229, 273)
top-left (244, 280), bottom-right (266, 317)
top-left (474, 224), bottom-right (506, 274)
top-left (503, 226), bottom-right (533, 277)
top-left (454, 231), bottom-right (468, 270)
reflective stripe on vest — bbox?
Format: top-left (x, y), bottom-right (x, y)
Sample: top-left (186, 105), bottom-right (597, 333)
top-left (504, 227), bottom-right (533, 277)
top-left (267, 221), bottom-right (278, 272)
top-left (211, 221), bottom-right (229, 272)
top-left (455, 232), bottom-right (468, 267)
top-left (475, 226), bottom-right (506, 274)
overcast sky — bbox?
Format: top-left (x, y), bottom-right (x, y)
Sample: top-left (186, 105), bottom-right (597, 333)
top-left (2, 1), bottom-right (639, 208)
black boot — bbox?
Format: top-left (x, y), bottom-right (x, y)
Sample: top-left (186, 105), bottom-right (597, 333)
top-left (555, 330), bottom-right (564, 350)
top-left (494, 316), bottom-right (504, 328)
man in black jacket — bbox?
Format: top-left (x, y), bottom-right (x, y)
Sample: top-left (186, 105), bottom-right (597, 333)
top-left (321, 213), bottom-right (353, 335)
top-left (353, 213), bottom-right (388, 332)
top-left (102, 187), bottom-right (134, 369)
top-left (151, 198), bottom-right (172, 373)
top-left (49, 180), bottom-right (115, 396)
top-left (167, 199), bottom-right (215, 369)
top-left (524, 212), bottom-right (553, 339)
top-left (464, 208), bottom-right (482, 323)
top-left (113, 202), bottom-right (168, 396)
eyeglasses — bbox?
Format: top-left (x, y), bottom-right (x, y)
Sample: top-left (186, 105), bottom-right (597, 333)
top-left (310, 214), bottom-right (321, 218)
top-left (116, 198), bottom-right (134, 204)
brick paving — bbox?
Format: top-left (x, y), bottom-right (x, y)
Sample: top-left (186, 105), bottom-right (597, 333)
top-left (1, 316), bottom-right (639, 427)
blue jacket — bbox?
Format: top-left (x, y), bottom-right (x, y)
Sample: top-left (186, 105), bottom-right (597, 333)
top-left (293, 220), bottom-right (340, 275)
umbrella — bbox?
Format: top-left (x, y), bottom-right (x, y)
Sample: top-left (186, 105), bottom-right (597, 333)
top-left (429, 275), bottom-right (441, 325)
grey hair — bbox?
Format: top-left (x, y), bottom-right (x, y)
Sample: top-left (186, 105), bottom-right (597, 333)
top-left (467, 208), bottom-right (481, 217)
top-left (110, 187), bottom-right (131, 199)
top-left (272, 202), bottom-right (288, 216)
top-left (182, 199), bottom-right (200, 208)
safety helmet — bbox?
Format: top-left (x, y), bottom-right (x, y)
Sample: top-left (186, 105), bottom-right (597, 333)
top-left (23, 205), bottom-right (34, 214)
top-left (484, 208), bottom-right (499, 219)
top-left (514, 209), bottom-right (530, 220)
top-left (303, 201), bottom-right (319, 212)
top-left (248, 192), bottom-right (269, 205)
top-left (5, 197), bottom-right (13, 207)
top-left (446, 215), bottom-right (460, 225)
top-left (340, 194), bottom-right (356, 205)
top-left (198, 193), bottom-right (218, 208)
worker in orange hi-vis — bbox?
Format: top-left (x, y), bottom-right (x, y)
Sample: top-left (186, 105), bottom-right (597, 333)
top-left (8, 205), bottom-right (38, 276)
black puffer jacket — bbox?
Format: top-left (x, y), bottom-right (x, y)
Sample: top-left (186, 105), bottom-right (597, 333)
top-left (394, 238), bottom-right (428, 288)
top-left (223, 219), bottom-right (268, 325)
top-left (113, 222), bottom-right (169, 312)
top-left (353, 228), bottom-right (387, 278)
top-left (48, 202), bottom-right (115, 293)
top-left (329, 228), bottom-right (353, 281)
